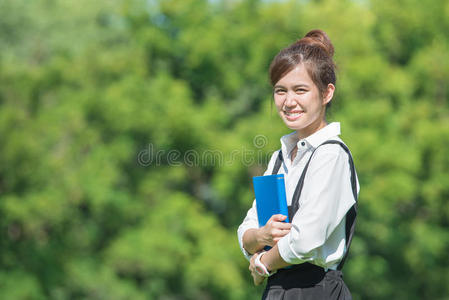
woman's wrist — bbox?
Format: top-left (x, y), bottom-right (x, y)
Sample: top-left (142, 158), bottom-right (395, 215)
top-left (259, 251), bottom-right (273, 273)
top-left (261, 244), bottom-right (291, 271)
top-left (254, 252), bottom-right (276, 277)
top-left (243, 228), bottom-right (265, 255)
top-left (256, 227), bottom-right (266, 248)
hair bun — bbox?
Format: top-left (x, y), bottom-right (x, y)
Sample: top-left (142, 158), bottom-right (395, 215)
top-left (298, 29), bottom-right (334, 58)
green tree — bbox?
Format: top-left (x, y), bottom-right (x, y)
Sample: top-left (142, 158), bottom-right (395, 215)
top-left (0, 0), bottom-right (448, 299)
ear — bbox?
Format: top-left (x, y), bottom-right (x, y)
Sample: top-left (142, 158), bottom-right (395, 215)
top-left (322, 83), bottom-right (335, 106)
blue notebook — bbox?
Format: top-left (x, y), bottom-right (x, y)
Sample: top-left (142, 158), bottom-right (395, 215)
top-left (253, 174), bottom-right (290, 227)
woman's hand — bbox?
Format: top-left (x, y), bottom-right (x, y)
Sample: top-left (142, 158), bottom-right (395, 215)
top-left (242, 214), bottom-right (291, 255)
top-left (258, 214), bottom-right (292, 247)
top-left (249, 253), bottom-right (265, 286)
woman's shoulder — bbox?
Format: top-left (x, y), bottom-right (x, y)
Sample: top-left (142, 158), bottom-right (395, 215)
top-left (312, 137), bottom-right (353, 160)
top-left (263, 149), bottom-right (282, 175)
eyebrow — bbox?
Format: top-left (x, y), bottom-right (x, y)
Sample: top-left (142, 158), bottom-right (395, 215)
top-left (274, 84), bottom-right (310, 89)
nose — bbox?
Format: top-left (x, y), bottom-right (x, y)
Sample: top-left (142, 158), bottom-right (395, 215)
top-left (284, 91), bottom-right (297, 107)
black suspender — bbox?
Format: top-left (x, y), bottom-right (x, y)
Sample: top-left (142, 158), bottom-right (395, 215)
top-left (270, 141), bottom-right (358, 270)
top-left (271, 150), bottom-right (284, 175)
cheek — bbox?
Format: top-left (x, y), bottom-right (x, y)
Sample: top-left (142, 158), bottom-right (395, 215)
top-left (305, 93), bottom-right (322, 111)
top-left (273, 96), bottom-right (284, 110)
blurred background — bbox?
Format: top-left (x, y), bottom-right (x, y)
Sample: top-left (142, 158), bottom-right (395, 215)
top-left (1, 0), bottom-right (448, 299)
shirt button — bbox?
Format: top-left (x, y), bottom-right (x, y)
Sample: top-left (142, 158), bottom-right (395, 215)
top-left (301, 142), bottom-right (305, 146)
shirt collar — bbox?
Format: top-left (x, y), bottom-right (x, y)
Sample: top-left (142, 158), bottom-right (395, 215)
top-left (305, 122), bottom-right (341, 148)
top-left (280, 131), bottom-right (299, 161)
top-left (280, 122), bottom-right (341, 154)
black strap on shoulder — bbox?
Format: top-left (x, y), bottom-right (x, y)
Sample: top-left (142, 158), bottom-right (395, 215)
top-left (320, 141), bottom-right (357, 271)
top-left (271, 150), bottom-right (284, 175)
top-left (272, 150), bottom-right (297, 220)
top-left (271, 141), bottom-right (358, 271)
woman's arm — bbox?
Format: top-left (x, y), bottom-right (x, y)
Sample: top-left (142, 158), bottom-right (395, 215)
top-left (242, 214), bottom-right (291, 254)
top-left (237, 149), bottom-right (290, 259)
top-left (248, 244), bottom-right (291, 286)
top-left (242, 228), bottom-right (263, 255)
top-left (246, 216), bottom-right (292, 284)
top-left (249, 243), bottom-right (291, 274)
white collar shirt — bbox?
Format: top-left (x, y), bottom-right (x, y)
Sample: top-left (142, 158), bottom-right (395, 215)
top-left (237, 122), bottom-right (360, 270)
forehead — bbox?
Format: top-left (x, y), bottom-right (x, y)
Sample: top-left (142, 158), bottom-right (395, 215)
top-left (275, 64), bottom-right (313, 86)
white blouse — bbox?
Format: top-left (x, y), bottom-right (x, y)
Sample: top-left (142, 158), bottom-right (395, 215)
top-left (237, 122), bottom-right (359, 270)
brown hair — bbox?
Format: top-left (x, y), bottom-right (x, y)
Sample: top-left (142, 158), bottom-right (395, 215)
top-left (269, 29), bottom-right (336, 107)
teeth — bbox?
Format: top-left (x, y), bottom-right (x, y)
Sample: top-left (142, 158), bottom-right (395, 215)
top-left (285, 111), bottom-right (302, 116)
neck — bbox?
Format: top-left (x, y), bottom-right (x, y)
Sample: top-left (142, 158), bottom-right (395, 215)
top-left (295, 118), bottom-right (328, 140)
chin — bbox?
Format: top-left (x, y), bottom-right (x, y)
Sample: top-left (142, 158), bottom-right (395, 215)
top-left (282, 119), bottom-right (305, 131)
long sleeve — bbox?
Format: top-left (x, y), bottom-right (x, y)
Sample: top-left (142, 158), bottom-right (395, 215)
top-left (277, 145), bottom-right (358, 268)
top-left (237, 150), bottom-right (280, 261)
top-left (236, 199), bottom-right (258, 261)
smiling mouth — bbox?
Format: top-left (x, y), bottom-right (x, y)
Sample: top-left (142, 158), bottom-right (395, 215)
top-left (283, 110), bottom-right (304, 121)
top-left (284, 111), bottom-right (303, 117)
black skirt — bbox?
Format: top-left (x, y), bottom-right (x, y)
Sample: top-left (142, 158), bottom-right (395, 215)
top-left (261, 263), bottom-right (352, 300)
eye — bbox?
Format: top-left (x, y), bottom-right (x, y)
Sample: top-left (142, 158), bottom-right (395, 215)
top-left (274, 89), bottom-right (286, 95)
top-left (295, 88), bottom-right (307, 94)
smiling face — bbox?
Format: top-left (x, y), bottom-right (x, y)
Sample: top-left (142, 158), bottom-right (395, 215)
top-left (273, 64), bottom-right (334, 139)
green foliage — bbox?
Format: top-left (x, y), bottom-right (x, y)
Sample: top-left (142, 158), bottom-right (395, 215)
top-left (0, 0), bottom-right (448, 299)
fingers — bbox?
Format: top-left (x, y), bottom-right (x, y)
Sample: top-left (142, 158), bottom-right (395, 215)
top-left (270, 214), bottom-right (288, 222)
top-left (273, 229), bottom-right (291, 240)
top-left (251, 270), bottom-right (265, 286)
top-left (254, 276), bottom-right (264, 286)
top-left (249, 255), bottom-right (256, 271)
top-left (261, 216), bottom-right (292, 246)
top-left (272, 222), bottom-right (292, 230)
top-left (267, 215), bottom-right (291, 230)
top-left (272, 227), bottom-right (291, 237)
top-left (249, 254), bottom-right (266, 286)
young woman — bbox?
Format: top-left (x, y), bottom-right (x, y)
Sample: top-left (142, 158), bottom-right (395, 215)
top-left (237, 29), bottom-right (359, 299)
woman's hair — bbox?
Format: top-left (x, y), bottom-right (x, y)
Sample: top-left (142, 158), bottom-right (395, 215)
top-left (269, 29), bottom-right (336, 107)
